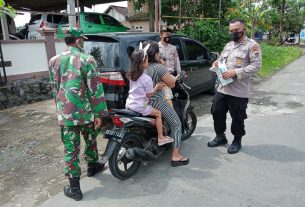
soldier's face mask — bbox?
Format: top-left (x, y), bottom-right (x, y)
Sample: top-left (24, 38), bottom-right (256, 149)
top-left (230, 31), bottom-right (244, 42)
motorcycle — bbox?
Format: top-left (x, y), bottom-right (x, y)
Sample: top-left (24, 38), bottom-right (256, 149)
top-left (100, 71), bottom-right (197, 180)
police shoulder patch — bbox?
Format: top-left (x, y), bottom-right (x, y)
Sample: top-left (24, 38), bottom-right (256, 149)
top-left (252, 44), bottom-right (259, 54)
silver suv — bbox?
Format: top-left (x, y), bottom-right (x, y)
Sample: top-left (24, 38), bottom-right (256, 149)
top-left (28, 13), bottom-right (64, 39)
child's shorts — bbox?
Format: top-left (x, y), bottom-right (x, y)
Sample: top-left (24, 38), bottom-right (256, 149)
top-left (163, 86), bottom-right (173, 100)
top-left (126, 104), bottom-right (153, 116)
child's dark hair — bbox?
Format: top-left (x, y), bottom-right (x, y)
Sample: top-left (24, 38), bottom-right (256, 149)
top-left (143, 41), bottom-right (159, 63)
top-left (127, 49), bottom-right (145, 81)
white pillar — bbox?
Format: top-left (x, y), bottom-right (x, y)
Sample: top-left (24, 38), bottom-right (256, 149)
top-left (67, 0), bottom-right (76, 27)
top-left (1, 15), bottom-right (9, 40)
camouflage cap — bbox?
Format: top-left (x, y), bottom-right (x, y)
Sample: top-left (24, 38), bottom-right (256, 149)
top-left (63, 27), bottom-right (87, 39)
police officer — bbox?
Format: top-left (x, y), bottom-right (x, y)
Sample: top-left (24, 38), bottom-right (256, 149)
top-left (49, 28), bottom-right (108, 200)
top-left (207, 19), bottom-right (262, 154)
top-left (158, 27), bottom-right (181, 107)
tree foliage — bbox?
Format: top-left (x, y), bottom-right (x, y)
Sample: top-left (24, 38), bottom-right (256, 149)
top-left (225, 0), bottom-right (305, 43)
top-left (0, 0), bottom-right (16, 18)
top-left (178, 20), bottom-right (230, 52)
top-left (131, 0), bottom-right (305, 46)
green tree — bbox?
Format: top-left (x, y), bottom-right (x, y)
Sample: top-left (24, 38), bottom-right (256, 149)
top-left (226, 0), bottom-right (271, 38)
top-left (131, 0), bottom-right (232, 26)
top-left (264, 0), bottom-right (305, 43)
top-left (179, 20), bottom-right (230, 52)
top-left (0, 0), bottom-right (16, 17)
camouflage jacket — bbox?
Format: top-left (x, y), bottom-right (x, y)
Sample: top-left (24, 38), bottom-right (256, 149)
top-left (49, 47), bottom-right (108, 126)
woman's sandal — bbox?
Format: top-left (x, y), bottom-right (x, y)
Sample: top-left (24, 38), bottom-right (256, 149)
top-left (171, 157), bottom-right (189, 167)
top-left (158, 136), bottom-right (174, 146)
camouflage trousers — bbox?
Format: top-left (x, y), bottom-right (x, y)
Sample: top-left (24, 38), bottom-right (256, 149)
top-left (60, 123), bottom-right (100, 178)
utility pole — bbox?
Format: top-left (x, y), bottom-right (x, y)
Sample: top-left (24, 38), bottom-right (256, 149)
top-left (155, 0), bottom-right (158, 32)
top-left (149, 0), bottom-right (154, 32)
top-left (179, 0), bottom-right (182, 29)
top-left (159, 0), bottom-right (162, 32)
top-left (0, 15), bottom-right (9, 40)
top-left (280, 0), bottom-right (285, 44)
top-left (67, 0), bottom-right (76, 27)
top-left (218, 0), bottom-right (221, 28)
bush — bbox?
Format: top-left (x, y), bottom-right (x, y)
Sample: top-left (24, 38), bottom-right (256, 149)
top-left (178, 20), bottom-right (230, 52)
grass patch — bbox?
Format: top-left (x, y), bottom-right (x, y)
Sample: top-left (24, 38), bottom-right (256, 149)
top-left (259, 43), bottom-right (303, 77)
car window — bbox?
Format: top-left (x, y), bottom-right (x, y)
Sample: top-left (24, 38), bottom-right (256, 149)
top-left (102, 14), bottom-right (121, 26)
top-left (59, 15), bottom-right (68, 24)
top-left (185, 40), bottom-right (208, 61)
top-left (84, 14), bottom-right (101, 24)
top-left (59, 15), bottom-right (79, 24)
top-left (127, 41), bottom-right (144, 58)
top-left (171, 38), bottom-right (184, 61)
top-left (29, 14), bottom-right (42, 25)
top-left (84, 37), bottom-right (120, 69)
top-left (47, 14), bottom-right (64, 24)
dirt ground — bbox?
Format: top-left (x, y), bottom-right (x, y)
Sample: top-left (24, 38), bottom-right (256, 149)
top-left (0, 100), bottom-right (108, 207)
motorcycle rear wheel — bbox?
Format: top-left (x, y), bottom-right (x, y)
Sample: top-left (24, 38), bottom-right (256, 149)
top-left (108, 133), bottom-right (143, 180)
top-left (182, 110), bottom-right (197, 140)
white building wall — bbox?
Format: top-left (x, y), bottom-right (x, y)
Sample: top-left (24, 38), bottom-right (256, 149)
top-left (2, 41), bottom-right (48, 76)
top-left (55, 41), bottom-right (66, 54)
top-left (108, 10), bottom-right (125, 22)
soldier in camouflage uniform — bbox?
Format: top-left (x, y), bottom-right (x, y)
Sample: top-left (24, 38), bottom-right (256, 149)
top-left (49, 27), bottom-right (108, 201)
top-left (207, 19), bottom-right (262, 154)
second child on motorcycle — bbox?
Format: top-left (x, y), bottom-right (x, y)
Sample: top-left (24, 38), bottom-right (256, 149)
top-left (125, 43), bottom-right (174, 146)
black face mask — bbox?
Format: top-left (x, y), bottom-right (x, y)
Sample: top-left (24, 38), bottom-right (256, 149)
top-left (163, 36), bottom-right (171, 43)
top-left (230, 31), bottom-right (244, 42)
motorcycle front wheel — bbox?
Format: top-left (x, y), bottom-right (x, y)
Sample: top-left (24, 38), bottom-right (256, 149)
top-left (108, 133), bottom-right (143, 180)
top-left (181, 109), bottom-right (197, 140)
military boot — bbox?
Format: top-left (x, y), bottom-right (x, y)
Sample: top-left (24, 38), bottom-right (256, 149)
top-left (207, 134), bottom-right (228, 147)
top-left (228, 137), bottom-right (242, 154)
top-left (87, 162), bottom-right (105, 177)
top-left (64, 177), bottom-right (83, 201)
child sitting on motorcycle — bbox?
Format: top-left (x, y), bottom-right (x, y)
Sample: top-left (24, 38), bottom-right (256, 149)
top-left (126, 44), bottom-right (174, 146)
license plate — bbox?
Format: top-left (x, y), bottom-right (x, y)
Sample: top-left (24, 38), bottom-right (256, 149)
top-left (105, 129), bottom-right (124, 142)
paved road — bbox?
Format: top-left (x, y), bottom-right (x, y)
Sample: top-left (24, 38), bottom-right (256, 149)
top-left (40, 55), bottom-right (305, 207)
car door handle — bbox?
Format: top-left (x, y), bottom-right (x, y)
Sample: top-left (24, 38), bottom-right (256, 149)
top-left (88, 25), bottom-right (92, 28)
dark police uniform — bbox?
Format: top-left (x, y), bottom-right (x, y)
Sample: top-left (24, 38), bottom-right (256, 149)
top-left (209, 36), bottom-right (262, 153)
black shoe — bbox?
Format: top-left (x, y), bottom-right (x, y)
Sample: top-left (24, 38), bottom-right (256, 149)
top-left (171, 157), bottom-right (189, 167)
top-left (64, 178), bottom-right (83, 201)
top-left (207, 134), bottom-right (228, 147)
top-left (87, 162), bottom-right (105, 177)
top-left (227, 143), bottom-right (242, 154)
top-left (228, 137), bottom-right (242, 154)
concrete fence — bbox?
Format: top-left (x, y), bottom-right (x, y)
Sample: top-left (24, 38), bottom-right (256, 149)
top-left (0, 29), bottom-right (66, 109)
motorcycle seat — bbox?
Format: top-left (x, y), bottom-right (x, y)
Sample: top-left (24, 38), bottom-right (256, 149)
top-left (112, 109), bottom-right (142, 117)
top-left (111, 109), bottom-right (155, 118)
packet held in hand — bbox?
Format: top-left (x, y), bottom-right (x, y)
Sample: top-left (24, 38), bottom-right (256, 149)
top-left (209, 62), bottom-right (233, 86)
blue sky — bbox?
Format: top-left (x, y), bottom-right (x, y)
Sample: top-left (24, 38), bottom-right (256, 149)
top-left (14, 1), bottom-right (127, 27)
